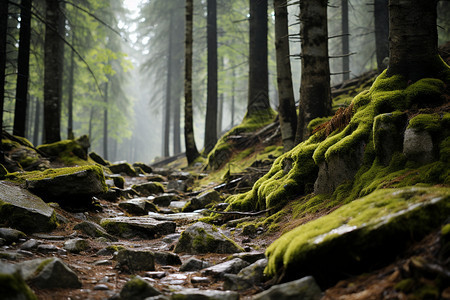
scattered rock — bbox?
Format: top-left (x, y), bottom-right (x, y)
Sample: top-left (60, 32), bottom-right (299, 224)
top-left (19, 257), bottom-right (82, 289)
top-left (169, 201), bottom-right (187, 211)
top-left (0, 251), bottom-right (23, 260)
top-left (73, 221), bottom-right (118, 242)
top-left (93, 259), bottom-right (112, 266)
top-left (116, 249), bottom-right (155, 272)
top-left (96, 245), bottom-right (126, 256)
top-left (36, 244), bottom-right (61, 254)
top-left (151, 193), bottom-right (179, 206)
top-left (119, 198), bottom-right (158, 216)
top-left (0, 261), bottom-right (37, 300)
top-left (174, 222), bottom-right (244, 254)
top-left (191, 276), bottom-right (210, 284)
top-left (231, 251), bottom-right (265, 264)
top-left (147, 211), bottom-right (203, 222)
top-left (93, 284), bottom-right (110, 290)
top-left (202, 258), bottom-right (250, 279)
top-left (133, 162), bottom-right (153, 174)
top-left (108, 162), bottom-right (138, 177)
top-left (252, 276), bottom-right (322, 300)
top-left (167, 180), bottom-right (187, 192)
top-left (0, 182), bottom-right (57, 233)
top-left (89, 152), bottom-right (110, 166)
top-left (19, 238), bottom-right (40, 251)
top-left (223, 258), bottom-right (267, 291)
top-left (183, 190), bottom-right (221, 212)
top-left (37, 139), bottom-right (87, 161)
top-left (63, 238), bottom-right (89, 253)
top-left (403, 128), bottom-right (435, 164)
top-left (119, 276), bottom-right (161, 300)
top-left (145, 271), bottom-right (167, 279)
top-left (0, 227), bottom-right (26, 244)
top-left (162, 233), bottom-right (181, 244)
top-left (100, 216), bottom-right (176, 239)
top-left (171, 288), bottom-right (239, 300)
top-left (153, 251), bottom-right (182, 265)
top-left (132, 182), bottom-right (164, 196)
top-left (179, 257), bottom-right (211, 272)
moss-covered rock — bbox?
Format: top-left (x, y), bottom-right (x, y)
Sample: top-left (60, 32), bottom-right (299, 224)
top-left (132, 162), bottom-right (153, 174)
top-left (108, 162), bottom-right (138, 176)
top-left (131, 182), bottom-right (164, 197)
top-left (0, 261), bottom-right (37, 300)
top-left (73, 221), bottom-right (118, 241)
top-left (174, 222), bottom-right (244, 254)
top-left (37, 139), bottom-right (88, 165)
top-left (89, 152), bottom-right (110, 166)
top-left (265, 187), bottom-right (450, 286)
top-left (0, 182), bottom-right (57, 233)
top-left (120, 276), bottom-right (161, 299)
top-left (116, 249), bottom-right (155, 273)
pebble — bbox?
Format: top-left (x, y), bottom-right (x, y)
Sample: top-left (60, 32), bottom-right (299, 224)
top-left (20, 239), bottom-right (40, 250)
top-left (145, 271), bottom-right (167, 279)
top-left (93, 284), bottom-right (110, 290)
top-left (93, 259), bottom-right (112, 266)
top-left (36, 244), bottom-right (60, 253)
top-left (191, 276), bottom-right (210, 284)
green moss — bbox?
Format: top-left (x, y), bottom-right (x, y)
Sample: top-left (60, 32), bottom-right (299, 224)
top-left (394, 278), bottom-right (415, 292)
top-left (441, 224), bottom-right (450, 236)
top-left (37, 139), bottom-right (89, 166)
top-left (408, 113), bottom-right (442, 132)
top-left (34, 258), bottom-right (53, 276)
top-left (0, 271), bottom-right (37, 300)
top-left (307, 117), bottom-right (332, 133)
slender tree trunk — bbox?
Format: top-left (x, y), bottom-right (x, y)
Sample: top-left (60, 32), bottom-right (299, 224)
top-left (33, 99), bottom-right (41, 146)
top-left (26, 95), bottom-right (32, 140)
top-left (231, 68), bottom-right (235, 127)
top-left (44, 0), bottom-right (64, 143)
top-left (88, 107), bottom-right (94, 142)
top-left (103, 82), bottom-right (108, 160)
top-left (172, 36), bottom-right (182, 155)
top-left (341, 0), bottom-right (350, 81)
top-left (274, 0), bottom-right (297, 151)
top-left (296, 0), bottom-right (331, 143)
top-left (0, 1), bottom-right (8, 161)
top-left (184, 0), bottom-right (200, 164)
top-left (248, 0), bottom-right (270, 116)
top-left (67, 33), bottom-right (75, 139)
top-left (164, 12), bottom-right (173, 158)
top-left (13, 0), bottom-right (32, 137)
top-left (204, 0), bottom-right (218, 154)
top-left (218, 90), bottom-right (223, 136)
top-left (387, 0), bottom-right (440, 82)
top-left (374, 0), bottom-right (389, 73)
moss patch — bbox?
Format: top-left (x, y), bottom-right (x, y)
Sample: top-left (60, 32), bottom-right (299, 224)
top-left (0, 267), bottom-right (37, 300)
top-left (37, 139), bottom-right (88, 166)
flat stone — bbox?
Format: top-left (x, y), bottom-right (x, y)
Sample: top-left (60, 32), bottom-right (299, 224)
top-left (191, 276), bottom-right (210, 284)
top-left (179, 257), bottom-right (211, 272)
top-left (162, 233), bottom-right (181, 244)
top-left (0, 251), bottom-right (23, 260)
top-left (168, 201), bottom-right (187, 210)
top-left (0, 182), bottom-right (57, 233)
top-left (202, 258), bottom-right (250, 278)
top-left (120, 276), bottom-right (161, 299)
top-left (73, 221), bottom-right (118, 241)
top-left (153, 251), bottom-right (182, 265)
top-left (145, 271), bottom-right (167, 279)
top-left (231, 251), bottom-right (265, 264)
top-left (116, 249), bottom-right (155, 272)
top-left (0, 227), bottom-right (27, 244)
top-left (147, 212), bottom-right (203, 221)
top-left (100, 216), bottom-right (176, 239)
top-left (171, 289), bottom-right (239, 300)
top-left (252, 276), bottom-right (322, 300)
top-left (36, 244), bottom-right (60, 253)
top-left (94, 283), bottom-right (110, 290)
top-left (93, 259), bottom-right (112, 266)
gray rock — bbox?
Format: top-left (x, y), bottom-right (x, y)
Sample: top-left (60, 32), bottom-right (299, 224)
top-left (190, 276), bottom-right (210, 284)
top-left (63, 238), bottom-right (89, 253)
top-left (168, 201), bottom-right (187, 211)
top-left (89, 152), bottom-right (110, 166)
top-left (174, 222), bottom-right (244, 254)
top-left (170, 289), bottom-right (239, 300)
top-left (252, 276), bottom-right (322, 300)
top-left (403, 128), bottom-right (435, 164)
top-left (116, 249), bottom-right (155, 272)
top-left (202, 258), bottom-right (250, 278)
top-left (179, 257), bottom-right (211, 272)
top-left (119, 199), bottom-right (158, 215)
top-left (96, 245), bottom-right (126, 256)
top-left (372, 112), bottom-right (407, 165)
top-left (93, 259), bottom-right (112, 266)
top-left (100, 216), bottom-right (176, 239)
top-left (314, 141), bottom-right (365, 194)
top-left (36, 244), bottom-right (61, 254)
top-left (231, 251), bottom-right (265, 264)
top-left (147, 212), bottom-right (203, 222)
top-left (132, 182), bottom-right (164, 196)
top-left (144, 296), bottom-right (169, 300)
top-left (133, 162), bottom-right (153, 174)
top-left (19, 257), bottom-right (81, 289)
top-left (109, 162), bottom-right (138, 177)
top-left (25, 166), bottom-right (107, 204)
top-left (94, 283), bottom-right (110, 290)
top-left (183, 190), bottom-right (221, 212)
top-left (73, 221), bottom-right (118, 241)
top-left (145, 271), bottom-right (167, 279)
top-left (167, 180), bottom-right (187, 192)
top-left (162, 233), bottom-right (181, 244)
top-left (0, 251), bottom-right (23, 260)
top-left (153, 251), bottom-right (182, 265)
top-left (151, 193), bottom-right (179, 207)
top-left (120, 276), bottom-right (161, 300)
top-left (0, 261), bottom-right (37, 299)
top-left (105, 174), bottom-right (125, 189)
top-left (223, 259), bottom-right (267, 291)
top-left (0, 238), bottom-right (5, 246)
top-left (0, 182), bottom-right (57, 233)
top-left (169, 171), bottom-right (192, 180)
top-left (0, 228), bottom-right (27, 244)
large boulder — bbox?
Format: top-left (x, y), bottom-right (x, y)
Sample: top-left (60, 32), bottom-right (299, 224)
top-left (0, 182), bottom-right (57, 232)
top-left (0, 261), bottom-right (37, 300)
top-left (174, 222), bottom-right (244, 254)
top-left (100, 216), bottom-right (176, 239)
top-left (23, 165), bottom-right (107, 205)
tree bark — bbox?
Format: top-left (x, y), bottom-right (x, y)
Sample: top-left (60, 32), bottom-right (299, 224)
top-left (103, 81), bottom-right (108, 160)
top-left (204, 0), bottom-right (218, 154)
top-left (386, 0), bottom-right (440, 82)
top-left (296, 0), bottom-right (331, 143)
top-left (274, 0), bottom-right (297, 151)
top-left (341, 0), bottom-right (350, 81)
top-left (184, 0), bottom-right (200, 164)
top-left (44, 0), bottom-right (64, 143)
top-left (164, 12), bottom-right (174, 158)
top-left (0, 0), bottom-right (8, 162)
top-left (13, 0), bottom-right (32, 137)
top-left (231, 68), bottom-right (235, 127)
top-left (33, 99), bottom-right (41, 146)
top-left (247, 0), bottom-right (270, 116)
top-left (374, 0), bottom-right (389, 73)
top-left (67, 33), bottom-right (75, 140)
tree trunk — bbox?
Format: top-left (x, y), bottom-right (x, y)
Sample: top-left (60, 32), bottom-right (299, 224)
top-left (26, 95), bottom-right (32, 140)
top-left (33, 99), bottom-right (41, 146)
top-left (13, 0), bottom-right (32, 137)
top-left (67, 33), bottom-right (75, 140)
top-left (204, 0), bottom-right (218, 154)
top-left (0, 0), bottom-right (7, 162)
top-left (386, 0), bottom-right (440, 82)
top-left (274, 0), bottom-right (297, 152)
top-left (218, 90), bottom-right (223, 136)
top-left (103, 82), bottom-right (108, 160)
top-left (296, 0), bottom-right (331, 143)
top-left (341, 0), bottom-right (350, 81)
top-left (374, 0), bottom-right (389, 73)
top-left (164, 12), bottom-right (174, 158)
top-left (184, 0), bottom-right (200, 164)
top-left (247, 0), bottom-right (270, 116)
top-left (172, 35), bottom-right (182, 155)
top-left (44, 0), bottom-right (64, 143)
top-left (88, 107), bottom-right (94, 142)
top-left (231, 68), bottom-right (235, 127)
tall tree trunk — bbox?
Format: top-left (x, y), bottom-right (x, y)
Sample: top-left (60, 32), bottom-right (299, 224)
top-left (274, 0), bottom-right (297, 152)
top-left (33, 99), bottom-right (41, 146)
top-left (26, 95), bottom-right (32, 140)
top-left (0, 0), bottom-right (8, 162)
top-left (218, 90), bottom-right (223, 136)
top-left (13, 0), bottom-right (32, 137)
top-left (67, 33), bottom-right (75, 140)
top-left (231, 68), bottom-right (235, 127)
top-left (88, 107), bottom-right (94, 142)
top-left (386, 0), bottom-right (440, 82)
top-left (184, 0), bottom-right (200, 164)
top-left (44, 0), bottom-right (64, 143)
top-left (374, 0), bottom-right (389, 73)
top-left (296, 0), bottom-right (331, 143)
top-left (164, 12), bottom-right (173, 158)
top-left (247, 0), bottom-right (270, 116)
top-left (204, 0), bottom-right (218, 154)
top-left (341, 0), bottom-right (350, 81)
top-left (103, 82), bottom-right (108, 160)
top-left (172, 36), bottom-right (182, 155)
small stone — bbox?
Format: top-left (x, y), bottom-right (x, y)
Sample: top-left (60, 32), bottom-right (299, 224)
top-left (162, 233), bottom-right (180, 244)
top-left (120, 276), bottom-right (161, 300)
top-left (64, 238), bottom-right (89, 253)
top-left (74, 221), bottom-right (118, 241)
top-left (153, 251), bottom-right (182, 265)
top-left (145, 271), bottom-right (167, 279)
top-left (116, 249), bottom-right (155, 273)
top-left (171, 289), bottom-right (239, 300)
top-left (132, 182), bottom-right (164, 196)
top-left (93, 259), bottom-right (112, 266)
top-left (20, 238), bottom-right (40, 250)
top-left (37, 244), bottom-right (60, 253)
top-left (202, 258), bottom-right (250, 279)
top-left (191, 276), bottom-right (210, 284)
top-left (252, 276), bottom-right (322, 300)
top-left (179, 257), bottom-right (211, 272)
top-left (94, 284), bottom-right (110, 290)
top-left (231, 251), bottom-right (265, 264)
top-left (152, 193), bottom-right (179, 207)
top-left (100, 216), bottom-right (176, 239)
top-left (0, 228), bottom-right (27, 244)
